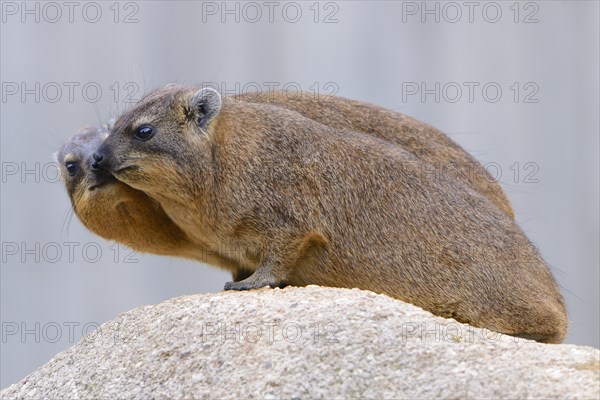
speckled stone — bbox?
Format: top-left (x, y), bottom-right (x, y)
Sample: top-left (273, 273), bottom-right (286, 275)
top-left (2, 286), bottom-right (599, 399)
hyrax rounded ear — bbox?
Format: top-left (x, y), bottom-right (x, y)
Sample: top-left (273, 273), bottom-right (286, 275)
top-left (190, 88), bottom-right (222, 129)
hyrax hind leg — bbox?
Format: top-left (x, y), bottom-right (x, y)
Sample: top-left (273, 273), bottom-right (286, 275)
top-left (513, 301), bottom-right (568, 344)
top-left (477, 296), bottom-right (569, 344)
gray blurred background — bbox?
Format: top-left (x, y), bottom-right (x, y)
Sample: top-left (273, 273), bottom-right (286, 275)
top-left (1, 0), bottom-right (598, 388)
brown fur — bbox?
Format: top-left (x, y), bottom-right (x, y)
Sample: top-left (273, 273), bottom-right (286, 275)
top-left (235, 91), bottom-right (514, 218)
top-left (93, 85), bottom-right (568, 343)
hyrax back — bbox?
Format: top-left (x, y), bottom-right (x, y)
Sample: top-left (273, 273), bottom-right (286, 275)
top-left (95, 85), bottom-right (568, 343)
top-left (237, 91), bottom-right (514, 219)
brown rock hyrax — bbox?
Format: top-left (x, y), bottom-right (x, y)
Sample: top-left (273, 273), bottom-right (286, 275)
top-left (61, 92), bottom-right (513, 281)
top-left (236, 91), bottom-right (514, 219)
top-left (57, 125), bottom-right (240, 271)
top-left (63, 90), bottom-right (513, 272)
top-left (93, 85), bottom-right (567, 342)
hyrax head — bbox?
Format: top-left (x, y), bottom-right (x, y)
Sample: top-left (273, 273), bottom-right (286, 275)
top-left (92, 85), bottom-right (222, 194)
top-left (57, 124), bottom-right (116, 206)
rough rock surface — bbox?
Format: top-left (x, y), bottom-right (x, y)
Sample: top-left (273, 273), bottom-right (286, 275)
top-left (2, 286), bottom-right (599, 399)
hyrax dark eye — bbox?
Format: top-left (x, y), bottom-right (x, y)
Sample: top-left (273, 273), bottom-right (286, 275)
top-left (134, 125), bottom-right (154, 141)
top-left (65, 162), bottom-right (77, 176)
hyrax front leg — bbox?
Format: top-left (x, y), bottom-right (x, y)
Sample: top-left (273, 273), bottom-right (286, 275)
top-left (224, 232), bottom-right (328, 290)
top-left (224, 258), bottom-right (288, 290)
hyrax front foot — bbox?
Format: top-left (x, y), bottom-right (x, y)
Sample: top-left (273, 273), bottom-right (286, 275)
top-left (224, 275), bottom-right (287, 290)
top-left (224, 261), bottom-right (287, 291)
top-left (224, 278), bottom-right (286, 291)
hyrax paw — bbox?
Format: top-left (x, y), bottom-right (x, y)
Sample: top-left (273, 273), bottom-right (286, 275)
top-left (224, 280), bottom-right (264, 291)
top-left (223, 279), bottom-right (286, 291)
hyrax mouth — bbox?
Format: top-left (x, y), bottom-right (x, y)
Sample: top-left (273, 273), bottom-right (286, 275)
top-left (88, 169), bottom-right (117, 191)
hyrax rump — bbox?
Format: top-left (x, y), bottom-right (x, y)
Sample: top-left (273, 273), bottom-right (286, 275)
top-left (57, 125), bottom-right (239, 270)
top-left (93, 85), bottom-right (567, 342)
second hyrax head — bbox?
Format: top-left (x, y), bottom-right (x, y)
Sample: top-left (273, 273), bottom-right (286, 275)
top-left (58, 124), bottom-right (123, 216)
top-left (93, 85), bottom-right (221, 194)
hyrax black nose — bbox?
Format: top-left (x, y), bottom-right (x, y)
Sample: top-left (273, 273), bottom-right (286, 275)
top-left (91, 152), bottom-right (104, 170)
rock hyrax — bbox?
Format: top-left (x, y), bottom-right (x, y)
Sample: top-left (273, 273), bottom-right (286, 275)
top-left (61, 91), bottom-right (511, 281)
top-left (92, 85), bottom-right (567, 343)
